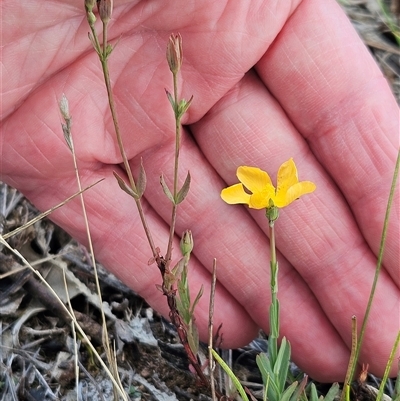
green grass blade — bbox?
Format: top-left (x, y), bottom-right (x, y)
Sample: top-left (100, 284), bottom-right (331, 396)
top-left (376, 331), bottom-right (400, 401)
top-left (211, 348), bottom-right (249, 401)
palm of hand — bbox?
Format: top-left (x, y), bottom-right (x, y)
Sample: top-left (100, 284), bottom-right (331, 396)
top-left (1, 0), bottom-right (399, 381)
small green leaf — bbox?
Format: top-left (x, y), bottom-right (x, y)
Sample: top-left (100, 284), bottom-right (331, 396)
top-left (187, 322), bottom-right (199, 355)
top-left (256, 353), bottom-right (281, 400)
top-left (177, 280), bottom-right (191, 320)
top-left (268, 334), bottom-right (278, 369)
top-left (176, 171), bottom-right (191, 204)
top-left (256, 352), bottom-right (273, 383)
top-left (105, 44), bottom-right (114, 58)
top-left (280, 382), bottom-right (299, 401)
top-left (177, 264), bottom-right (191, 324)
top-left (177, 95), bottom-right (193, 118)
top-left (175, 297), bottom-right (190, 324)
top-left (309, 383), bottom-right (319, 401)
top-left (323, 383), bottom-right (340, 401)
top-left (113, 171), bottom-right (138, 199)
top-left (136, 159), bottom-right (147, 198)
top-left (160, 174), bottom-right (175, 204)
top-left (189, 285), bottom-right (203, 317)
top-left (274, 337), bottom-right (291, 393)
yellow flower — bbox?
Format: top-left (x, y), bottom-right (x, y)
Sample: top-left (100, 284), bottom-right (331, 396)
top-left (221, 158), bottom-right (316, 209)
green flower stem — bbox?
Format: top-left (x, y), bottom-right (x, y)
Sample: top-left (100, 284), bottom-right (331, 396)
top-left (165, 71), bottom-right (181, 265)
top-left (88, 18), bottom-right (158, 258)
top-left (268, 218), bottom-right (280, 365)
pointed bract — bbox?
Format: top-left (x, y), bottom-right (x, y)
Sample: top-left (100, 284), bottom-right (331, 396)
top-left (160, 174), bottom-right (175, 204)
top-left (176, 171), bottom-right (191, 204)
top-left (113, 171), bottom-right (138, 199)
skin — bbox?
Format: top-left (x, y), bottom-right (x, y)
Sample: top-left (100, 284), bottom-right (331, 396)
top-left (1, 0), bottom-right (399, 382)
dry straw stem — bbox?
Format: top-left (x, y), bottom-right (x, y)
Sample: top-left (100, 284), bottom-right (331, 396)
top-left (60, 93), bottom-right (117, 386)
top-left (208, 259), bottom-right (218, 401)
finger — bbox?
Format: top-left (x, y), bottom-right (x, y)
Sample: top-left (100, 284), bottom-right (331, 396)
top-left (191, 70), bottom-right (399, 378)
top-left (2, 1), bottom-right (86, 119)
top-left (255, 0), bottom-right (400, 283)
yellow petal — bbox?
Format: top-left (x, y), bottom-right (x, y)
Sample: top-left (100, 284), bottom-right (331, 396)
top-left (271, 192), bottom-right (286, 208)
top-left (283, 181), bottom-right (316, 206)
top-left (237, 166), bottom-right (272, 194)
top-left (248, 185), bottom-right (275, 209)
top-left (221, 183), bottom-right (251, 205)
top-left (276, 158), bottom-right (298, 197)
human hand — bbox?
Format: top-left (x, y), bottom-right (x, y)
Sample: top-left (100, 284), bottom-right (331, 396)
top-left (1, 0), bottom-right (399, 382)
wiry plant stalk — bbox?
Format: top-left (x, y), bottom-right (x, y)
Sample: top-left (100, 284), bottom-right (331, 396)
top-left (61, 93), bottom-right (126, 400)
top-left (85, 0), bottom-right (158, 259)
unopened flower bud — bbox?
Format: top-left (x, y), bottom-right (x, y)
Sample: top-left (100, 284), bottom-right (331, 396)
top-left (180, 230), bottom-right (193, 256)
top-left (166, 33), bottom-right (183, 74)
top-left (97, 0), bottom-right (113, 24)
top-left (85, 0), bottom-right (97, 24)
top-left (266, 201), bottom-right (279, 225)
top-left (85, 0), bottom-right (96, 12)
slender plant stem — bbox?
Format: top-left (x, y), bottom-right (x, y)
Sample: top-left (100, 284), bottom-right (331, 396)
top-left (208, 259), bottom-right (217, 401)
top-left (102, 21), bottom-right (108, 60)
top-left (165, 72), bottom-right (181, 265)
top-left (96, 21), bottom-right (158, 258)
top-left (68, 119), bottom-right (110, 345)
top-left (342, 316), bottom-right (357, 401)
top-left (269, 222), bottom-right (277, 306)
top-left (268, 220), bottom-right (279, 364)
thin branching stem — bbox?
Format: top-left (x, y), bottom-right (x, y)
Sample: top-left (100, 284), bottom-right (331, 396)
top-left (96, 21), bottom-right (158, 258)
